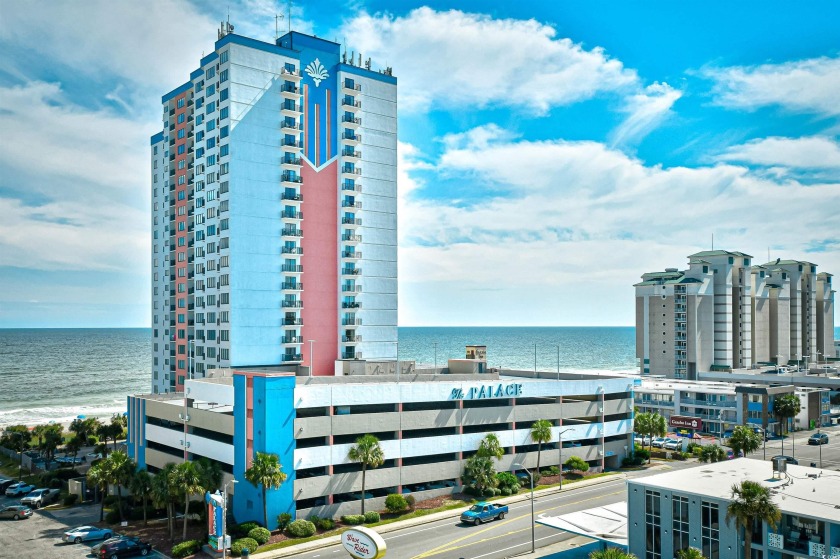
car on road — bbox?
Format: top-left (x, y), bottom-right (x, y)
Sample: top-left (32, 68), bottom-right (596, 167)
top-left (0, 505), bottom-right (33, 520)
top-left (21, 488), bottom-right (60, 508)
top-left (651, 437), bottom-right (667, 448)
top-left (98, 537), bottom-right (153, 558)
top-left (808, 433), bottom-right (829, 445)
top-left (0, 478), bottom-right (17, 492)
top-left (772, 455), bottom-right (799, 466)
top-left (93, 536), bottom-right (143, 555)
top-left (63, 525), bottom-right (114, 544)
top-left (460, 502), bottom-right (508, 525)
top-left (4, 482), bottom-right (35, 497)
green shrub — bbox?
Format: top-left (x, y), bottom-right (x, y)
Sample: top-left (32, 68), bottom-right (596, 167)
top-left (247, 527), bottom-right (271, 545)
top-left (364, 511), bottom-right (380, 523)
top-left (87, 435), bottom-right (99, 446)
top-left (316, 517), bottom-right (335, 530)
top-left (564, 456), bottom-right (590, 473)
top-left (232, 521), bottom-right (261, 538)
top-left (385, 493), bottom-right (408, 513)
top-left (231, 538), bottom-right (259, 556)
top-left (49, 478), bottom-right (63, 489)
top-left (405, 494), bottom-right (415, 510)
top-left (276, 513), bottom-right (292, 531)
top-left (500, 487), bottom-right (511, 496)
top-left (171, 540), bottom-right (202, 558)
top-left (63, 493), bottom-right (79, 506)
top-left (105, 509), bottom-right (121, 524)
top-left (103, 495), bottom-right (120, 507)
top-left (128, 506), bottom-right (160, 521)
top-left (635, 448), bottom-right (650, 461)
top-left (341, 514), bottom-right (365, 525)
top-left (495, 471), bottom-right (518, 490)
top-left (286, 519), bottom-right (316, 538)
top-left (511, 483), bottom-right (521, 493)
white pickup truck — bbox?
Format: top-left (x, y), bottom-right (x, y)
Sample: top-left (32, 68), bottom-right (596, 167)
top-left (20, 488), bottom-right (60, 509)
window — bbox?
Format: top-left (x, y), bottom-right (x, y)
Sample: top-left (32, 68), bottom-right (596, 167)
top-left (220, 274), bottom-right (229, 286)
top-left (220, 144), bottom-right (229, 157)
top-left (177, 128), bottom-right (185, 139)
top-left (178, 175), bottom-right (185, 185)
top-left (206, 67), bottom-right (215, 79)
top-left (177, 144), bottom-right (185, 154)
top-left (178, 160), bottom-right (186, 169)
top-left (207, 137), bottom-right (216, 149)
top-left (220, 330), bottom-right (229, 341)
top-left (220, 218), bottom-right (229, 231)
top-left (220, 50), bottom-right (229, 63)
top-left (177, 98), bottom-right (185, 108)
top-left (220, 126), bottom-right (229, 139)
top-left (220, 293), bottom-right (229, 304)
top-left (220, 348), bottom-right (229, 360)
top-left (206, 101), bottom-right (216, 114)
top-left (207, 83), bottom-right (216, 96)
top-left (220, 88), bottom-right (229, 101)
top-left (220, 107), bottom-right (229, 120)
top-left (177, 113), bottom-right (185, 124)
top-left (195, 114), bottom-right (204, 126)
top-left (219, 69), bottom-right (228, 82)
top-left (219, 237), bottom-right (229, 249)
top-left (701, 501), bottom-right (720, 559)
top-left (207, 154), bottom-right (216, 166)
top-left (207, 120), bottom-right (216, 132)
top-left (220, 256), bottom-right (229, 268)
top-left (220, 311), bottom-right (229, 322)
top-left (195, 97), bottom-right (204, 109)
top-left (220, 162), bottom-right (229, 175)
top-left (645, 490), bottom-right (661, 559)
top-left (196, 147), bottom-right (205, 159)
top-left (673, 496), bottom-right (689, 557)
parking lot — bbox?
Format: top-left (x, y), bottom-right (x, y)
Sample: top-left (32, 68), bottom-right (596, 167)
top-left (745, 424), bottom-right (840, 470)
top-left (0, 493), bottom-right (167, 559)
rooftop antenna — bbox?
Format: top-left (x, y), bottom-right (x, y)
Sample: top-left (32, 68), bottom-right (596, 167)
top-left (288, 0), bottom-right (292, 33)
top-left (275, 14), bottom-right (284, 40)
top-left (712, 233), bottom-right (714, 251)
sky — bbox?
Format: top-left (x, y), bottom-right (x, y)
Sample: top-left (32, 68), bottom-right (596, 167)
top-left (0, 1), bottom-right (839, 328)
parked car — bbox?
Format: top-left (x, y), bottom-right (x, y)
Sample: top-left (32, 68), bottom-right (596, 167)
top-left (87, 452), bottom-right (103, 461)
top-left (21, 488), bottom-right (61, 508)
top-left (93, 536), bottom-right (142, 555)
top-left (0, 478), bottom-right (17, 492)
top-left (808, 433), bottom-right (829, 445)
top-left (63, 525), bottom-right (114, 544)
top-left (650, 437), bottom-right (667, 448)
top-left (4, 482), bottom-right (35, 497)
top-left (772, 455), bottom-right (799, 465)
top-left (0, 505), bottom-right (33, 520)
top-left (663, 438), bottom-right (683, 450)
top-left (635, 434), bottom-right (651, 445)
top-left (460, 502), bottom-right (508, 525)
top-left (98, 537), bottom-right (152, 558)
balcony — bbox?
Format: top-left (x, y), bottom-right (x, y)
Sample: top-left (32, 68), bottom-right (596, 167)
top-left (281, 193), bottom-right (303, 202)
top-left (342, 99), bottom-right (362, 112)
top-left (341, 352), bottom-right (360, 359)
top-left (281, 68), bottom-right (302, 80)
top-left (342, 233), bottom-right (362, 244)
top-left (281, 282), bottom-right (303, 292)
top-left (281, 156), bottom-right (302, 169)
top-left (282, 353), bottom-right (303, 362)
top-left (280, 84), bottom-right (301, 98)
top-left (342, 301), bottom-right (362, 309)
top-left (341, 268), bottom-right (362, 276)
top-left (342, 182), bottom-right (361, 193)
top-left (282, 138), bottom-right (303, 151)
top-left (281, 227), bottom-right (303, 238)
top-left (281, 173), bottom-right (303, 186)
top-left (341, 217), bottom-right (362, 227)
top-left (282, 318), bottom-right (303, 326)
top-left (341, 133), bottom-right (361, 145)
top-left (342, 251), bottom-right (362, 260)
top-left (341, 200), bottom-right (362, 209)
top-left (341, 165), bottom-right (362, 176)
top-left (341, 149), bottom-right (361, 162)
top-left (342, 335), bottom-right (362, 343)
top-left (281, 103), bottom-right (302, 116)
top-left (281, 300), bottom-right (303, 309)
top-left (281, 120), bottom-right (301, 133)
top-left (675, 304), bottom-right (687, 312)
top-left (281, 247), bottom-right (303, 255)
top-left (281, 211), bottom-right (303, 222)
top-left (341, 115), bottom-right (361, 127)
top-left (282, 336), bottom-right (303, 345)
top-left (281, 264), bottom-right (303, 274)
top-left (680, 398), bottom-right (736, 408)
top-left (342, 318), bottom-right (362, 326)
top-left (342, 284), bottom-right (362, 293)
top-left (342, 81), bottom-right (361, 94)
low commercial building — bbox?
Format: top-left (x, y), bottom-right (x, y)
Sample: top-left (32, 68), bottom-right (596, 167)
top-left (627, 458), bottom-right (840, 559)
top-left (126, 366), bottom-right (634, 526)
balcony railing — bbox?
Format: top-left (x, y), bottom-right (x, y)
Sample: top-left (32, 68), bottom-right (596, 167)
top-left (341, 200), bottom-right (362, 208)
top-left (282, 353), bottom-right (303, 362)
top-left (342, 81), bottom-right (361, 91)
top-left (341, 318), bottom-right (362, 326)
top-left (342, 234), bottom-right (362, 242)
top-left (281, 211), bottom-right (303, 220)
top-left (281, 264), bottom-right (303, 273)
top-left (281, 193), bottom-right (303, 202)
top-left (282, 337), bottom-right (301, 344)
top-left (342, 99), bottom-right (362, 109)
top-left (341, 268), bottom-right (361, 275)
top-left (281, 247), bottom-right (303, 255)
top-left (341, 352), bottom-right (359, 359)
top-left (282, 157), bottom-right (302, 166)
top-left (283, 319), bottom-right (303, 326)
top-left (342, 285), bottom-right (362, 292)
top-left (281, 68), bottom-right (301, 79)
top-left (341, 133), bottom-right (361, 142)
top-left (342, 251), bottom-right (362, 259)
top-left (281, 228), bottom-right (303, 237)
top-left (680, 398), bottom-right (736, 408)
top-left (282, 300), bottom-right (303, 308)
top-left (341, 116), bottom-right (361, 125)
top-left (341, 217), bottom-right (362, 226)
top-left (281, 174), bottom-right (303, 183)
top-left (342, 166), bottom-right (362, 175)
top-left (282, 139), bottom-right (302, 148)
top-left (281, 282), bottom-right (302, 290)
top-left (342, 335), bottom-right (362, 343)
top-left (281, 84), bottom-right (300, 94)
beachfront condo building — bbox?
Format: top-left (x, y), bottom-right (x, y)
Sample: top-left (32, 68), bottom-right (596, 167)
top-left (150, 24), bottom-right (398, 394)
top-left (635, 250), bottom-right (835, 378)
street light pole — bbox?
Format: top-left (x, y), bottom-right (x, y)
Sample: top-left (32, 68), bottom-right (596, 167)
top-left (818, 428), bottom-right (822, 468)
top-left (557, 428), bottom-right (572, 491)
top-left (308, 339), bottom-right (316, 376)
top-left (222, 479), bottom-right (238, 559)
top-left (512, 463), bottom-right (535, 554)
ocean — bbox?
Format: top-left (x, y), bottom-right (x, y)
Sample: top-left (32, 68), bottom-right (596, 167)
top-left (1, 326), bottom-right (838, 428)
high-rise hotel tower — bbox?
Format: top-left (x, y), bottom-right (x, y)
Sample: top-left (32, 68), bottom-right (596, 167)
top-left (150, 25), bottom-right (398, 393)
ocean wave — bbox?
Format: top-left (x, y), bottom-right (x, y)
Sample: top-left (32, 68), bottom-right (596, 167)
top-left (0, 403), bottom-right (127, 428)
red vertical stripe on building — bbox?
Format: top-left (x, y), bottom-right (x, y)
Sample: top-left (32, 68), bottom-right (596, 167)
top-left (303, 84), bottom-right (308, 160)
top-left (326, 89), bottom-right (330, 160)
top-left (314, 104), bottom-right (319, 167)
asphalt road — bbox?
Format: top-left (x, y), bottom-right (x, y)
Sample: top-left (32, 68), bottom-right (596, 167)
top-left (291, 462), bottom-right (699, 559)
top-left (745, 423), bottom-right (840, 469)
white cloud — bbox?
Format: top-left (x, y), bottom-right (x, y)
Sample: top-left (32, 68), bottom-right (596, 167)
top-left (340, 7), bottom-right (639, 113)
top-left (611, 82), bottom-right (682, 146)
top-left (718, 136), bottom-right (840, 169)
top-left (704, 56), bottom-right (840, 115)
top-left (397, 130), bottom-right (840, 325)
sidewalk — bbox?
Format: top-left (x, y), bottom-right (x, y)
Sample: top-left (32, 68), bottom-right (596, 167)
top-left (256, 472), bottom-right (631, 558)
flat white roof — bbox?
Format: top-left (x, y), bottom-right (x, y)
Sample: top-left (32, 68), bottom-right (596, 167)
top-left (537, 501), bottom-right (627, 547)
top-left (629, 458), bottom-right (840, 523)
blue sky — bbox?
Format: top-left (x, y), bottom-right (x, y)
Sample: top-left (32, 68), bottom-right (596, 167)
top-left (0, 1), bottom-right (838, 327)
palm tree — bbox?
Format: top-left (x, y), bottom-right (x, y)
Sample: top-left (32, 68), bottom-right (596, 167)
top-left (675, 547), bottom-right (706, 559)
top-left (651, 412), bottom-right (666, 446)
top-left (726, 480), bottom-right (781, 559)
top-left (87, 461), bottom-right (109, 522)
top-left (462, 455), bottom-right (497, 495)
top-left (65, 435), bottom-right (84, 467)
top-left (175, 461), bottom-right (205, 540)
top-left (588, 547), bottom-right (638, 559)
top-left (195, 457), bottom-right (223, 493)
top-left (347, 435), bottom-right (384, 515)
top-left (773, 393), bottom-right (801, 454)
top-left (699, 444), bottom-right (727, 463)
top-left (151, 463), bottom-right (178, 539)
top-left (477, 433), bottom-right (504, 461)
top-left (728, 425), bottom-right (762, 458)
top-left (129, 468), bottom-right (152, 526)
top-left (530, 419), bottom-right (553, 475)
top-left (105, 451), bottom-right (134, 522)
top-left (244, 452), bottom-right (288, 528)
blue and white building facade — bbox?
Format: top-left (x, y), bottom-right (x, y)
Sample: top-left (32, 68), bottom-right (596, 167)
top-left (151, 26), bottom-right (398, 395)
top-left (127, 369), bottom-right (634, 526)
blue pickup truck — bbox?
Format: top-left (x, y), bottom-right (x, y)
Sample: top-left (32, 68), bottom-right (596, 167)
top-left (460, 502), bottom-right (508, 525)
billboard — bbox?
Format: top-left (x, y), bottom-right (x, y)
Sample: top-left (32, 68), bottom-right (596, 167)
top-left (669, 415), bottom-right (702, 430)
top-left (206, 491), bottom-right (224, 551)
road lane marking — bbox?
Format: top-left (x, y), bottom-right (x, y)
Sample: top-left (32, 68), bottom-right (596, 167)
top-left (409, 490), bottom-right (624, 559)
